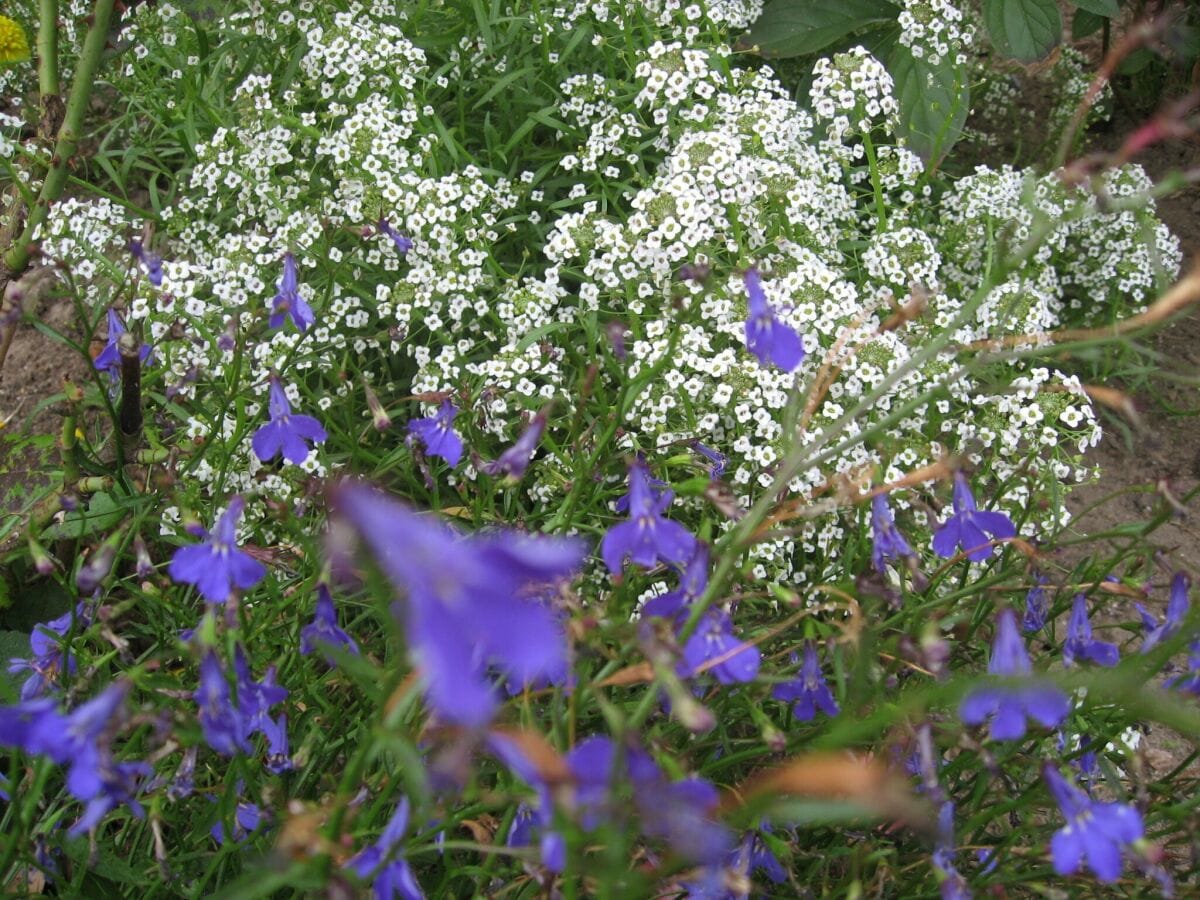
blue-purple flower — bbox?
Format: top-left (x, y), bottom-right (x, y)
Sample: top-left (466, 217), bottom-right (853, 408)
top-left (743, 268), bottom-right (804, 372)
top-left (407, 400), bottom-right (463, 467)
top-left (691, 440), bottom-right (727, 478)
top-left (129, 240), bottom-right (163, 286)
top-left (1138, 572), bottom-right (1189, 654)
top-left (346, 797), bottom-right (425, 899)
top-left (931, 473), bottom-right (1016, 562)
top-left (1063, 595), bottom-right (1119, 668)
top-left (932, 803), bottom-right (971, 900)
top-left (252, 376), bottom-right (328, 465)
top-left (8, 605), bottom-right (87, 699)
top-left (643, 543), bottom-right (709, 619)
top-left (93, 307), bottom-right (153, 384)
top-left (480, 408), bottom-right (548, 480)
top-left (959, 609), bottom-right (1070, 741)
top-left (1044, 764), bottom-right (1144, 883)
top-left (211, 790), bottom-right (265, 845)
top-left (333, 481), bottom-right (586, 726)
top-left (602, 458), bottom-right (696, 573)
top-left (269, 252), bottom-right (315, 332)
top-left (168, 496), bottom-right (267, 603)
top-left (772, 641), bottom-right (839, 721)
top-left (378, 219), bottom-right (414, 256)
top-left (681, 610), bottom-right (760, 685)
top-left (871, 493), bottom-right (915, 573)
top-left (1023, 577), bottom-right (1050, 632)
top-left (300, 583), bottom-right (360, 664)
top-left (195, 652), bottom-right (251, 757)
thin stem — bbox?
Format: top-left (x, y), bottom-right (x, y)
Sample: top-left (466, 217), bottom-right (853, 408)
top-left (861, 130), bottom-right (888, 233)
top-left (37, 0), bottom-right (59, 99)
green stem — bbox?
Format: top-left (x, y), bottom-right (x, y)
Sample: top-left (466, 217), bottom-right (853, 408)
top-left (3, 0), bottom-right (117, 275)
top-left (861, 131), bottom-right (887, 233)
top-left (37, 0), bottom-right (59, 99)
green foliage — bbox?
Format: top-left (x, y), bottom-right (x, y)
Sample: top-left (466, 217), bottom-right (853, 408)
top-left (736, 0), bottom-right (898, 59)
top-left (982, 0), bottom-right (1062, 62)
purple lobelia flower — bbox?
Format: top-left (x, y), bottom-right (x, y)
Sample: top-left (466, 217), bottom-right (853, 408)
top-left (407, 400), bottom-right (463, 467)
top-left (8, 605), bottom-right (88, 699)
top-left (932, 803), bottom-right (971, 900)
top-left (743, 268), bottom-right (804, 372)
top-left (252, 376), bottom-right (328, 465)
top-left (959, 609), bottom-right (1070, 741)
top-left (378, 219), bottom-right (414, 256)
top-left (602, 458), bottom-right (696, 573)
top-left (1138, 572), bottom-right (1189, 654)
top-left (168, 496), bottom-right (266, 603)
top-left (931, 473), bottom-right (1016, 562)
top-left (346, 796), bottom-right (425, 899)
top-left (211, 798), bottom-right (265, 845)
top-left (480, 408), bottom-right (548, 480)
top-left (233, 644), bottom-right (289, 737)
top-left (871, 493), bottom-right (915, 573)
top-left (1023, 576), bottom-right (1050, 633)
top-left (93, 307), bottom-right (153, 384)
top-left (643, 543), bottom-right (709, 619)
top-left (690, 440), bottom-right (727, 478)
top-left (1063, 595), bottom-right (1119, 668)
top-left (488, 734), bottom-right (566, 872)
top-left (195, 652), bottom-right (251, 757)
top-left (1043, 764), bottom-right (1143, 883)
top-left (333, 481), bottom-right (586, 726)
top-left (129, 240), bottom-right (164, 286)
top-left (269, 252), bottom-right (315, 333)
top-left (681, 610), bottom-right (760, 685)
top-left (772, 641), bottom-right (839, 721)
top-left (300, 583), bottom-right (360, 664)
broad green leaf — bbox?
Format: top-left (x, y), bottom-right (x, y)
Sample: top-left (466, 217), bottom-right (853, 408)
top-left (1072, 8), bottom-right (1106, 39)
top-left (737, 0), bottom-right (898, 59)
top-left (888, 44), bottom-right (970, 164)
top-left (40, 491), bottom-right (128, 540)
top-left (1072, 0), bottom-right (1119, 15)
top-left (983, 0), bottom-right (1061, 61)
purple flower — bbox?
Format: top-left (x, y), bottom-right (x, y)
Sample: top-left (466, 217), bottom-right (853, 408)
top-left (168, 747), bottom-right (197, 801)
top-left (1138, 572), bottom-right (1189, 654)
top-left (269, 252), bottom-right (315, 333)
top-left (252, 376), bottom-right (327, 465)
top-left (772, 641), bottom-right (839, 721)
top-left (871, 494), bottom-right (915, 573)
top-left (1169, 640), bottom-right (1200, 695)
top-left (1063, 595), bottom-right (1119, 668)
top-left (346, 797), bottom-right (425, 899)
top-left (690, 441), bottom-right (727, 478)
top-left (130, 240), bottom-right (163, 286)
top-left (481, 408), bottom-right (548, 480)
top-left (333, 481), bottom-right (586, 726)
top-left (1044, 764), bottom-right (1143, 883)
top-left (8, 605), bottom-right (87, 699)
top-left (211, 799), bottom-right (264, 845)
top-left (93, 308), bottom-right (152, 384)
top-left (233, 644), bottom-right (288, 736)
top-left (1023, 577), bottom-right (1049, 632)
top-left (932, 803), bottom-right (971, 900)
top-left (378, 219), bottom-right (414, 255)
top-left (168, 496), bottom-right (266, 603)
top-left (643, 543), bottom-right (709, 619)
top-left (743, 268), bottom-right (804, 372)
top-left (959, 609), bottom-right (1070, 741)
top-left (681, 609), bottom-right (760, 685)
top-left (407, 400), bottom-right (463, 467)
top-left (300, 583), bottom-right (360, 664)
top-left (195, 652), bottom-right (251, 757)
top-left (931, 473), bottom-right (1016, 562)
top-left (602, 458), bottom-right (696, 573)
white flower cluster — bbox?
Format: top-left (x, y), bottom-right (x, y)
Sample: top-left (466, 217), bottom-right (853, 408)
top-left (897, 0), bottom-right (974, 66)
top-left (809, 48), bottom-right (899, 144)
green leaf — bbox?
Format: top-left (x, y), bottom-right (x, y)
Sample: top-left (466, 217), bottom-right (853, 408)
top-left (888, 44), bottom-right (970, 164)
top-left (1072, 8), bottom-right (1106, 40)
top-left (983, 0), bottom-right (1061, 61)
top-left (40, 492), bottom-right (128, 540)
top-left (0, 630), bottom-right (29, 694)
top-left (737, 0), bottom-right (898, 59)
top-left (1072, 0), bottom-right (1119, 15)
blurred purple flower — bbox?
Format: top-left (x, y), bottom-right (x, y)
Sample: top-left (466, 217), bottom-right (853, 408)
top-left (681, 610), bottom-right (760, 685)
top-left (1044, 764), bottom-right (1143, 882)
top-left (480, 408), bottom-right (548, 480)
top-left (252, 377), bottom-right (327, 465)
top-left (346, 796), bottom-right (424, 899)
top-left (643, 543), bottom-right (708, 619)
top-left (93, 307), bottom-right (152, 384)
top-left (210, 784), bottom-right (266, 845)
top-left (1138, 572), bottom-right (1189, 654)
top-left (168, 496), bottom-right (266, 603)
top-left (743, 268), bottom-right (804, 372)
top-left (269, 252), bottom-right (315, 332)
top-left (1023, 577), bottom-right (1049, 632)
top-left (168, 747), bottom-right (197, 801)
top-left (932, 803), bottom-right (971, 900)
top-left (195, 652), bottom-right (251, 757)
top-left (959, 609), bottom-right (1070, 741)
top-left (1063, 595), bottom-right (1119, 668)
top-left (871, 493), bottom-right (915, 573)
top-left (691, 441), bottom-right (727, 478)
top-left (300, 583), bottom-right (360, 664)
top-left (233, 644), bottom-right (288, 736)
top-left (262, 714), bottom-right (292, 775)
top-left (772, 641), bottom-right (839, 721)
top-left (333, 481), bottom-right (586, 726)
top-left (931, 473), bottom-right (1016, 562)
top-left (378, 219), bottom-right (414, 255)
top-left (407, 400), bottom-right (463, 467)
top-left (129, 240), bottom-right (163, 286)
top-left (1169, 640), bottom-right (1200, 695)
top-left (602, 458), bottom-right (696, 573)
top-left (8, 605), bottom-right (87, 699)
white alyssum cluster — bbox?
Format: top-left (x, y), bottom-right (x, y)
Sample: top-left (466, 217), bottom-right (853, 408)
top-left (897, 0), bottom-right (974, 66)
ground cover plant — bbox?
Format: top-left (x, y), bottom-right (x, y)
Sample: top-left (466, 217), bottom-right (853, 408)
top-left (1, 0), bottom-right (1199, 896)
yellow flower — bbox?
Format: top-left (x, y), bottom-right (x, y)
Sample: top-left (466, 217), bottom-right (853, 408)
top-left (0, 16), bottom-right (31, 66)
